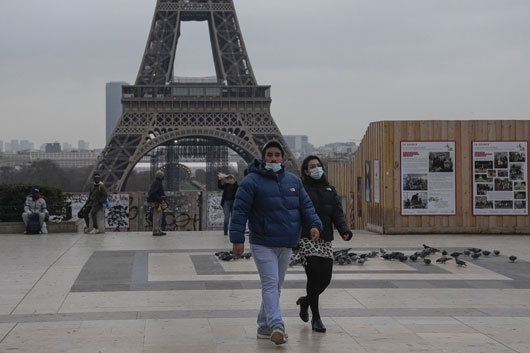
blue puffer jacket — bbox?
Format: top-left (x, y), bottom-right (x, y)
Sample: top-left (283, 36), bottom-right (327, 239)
top-left (229, 159), bottom-right (322, 248)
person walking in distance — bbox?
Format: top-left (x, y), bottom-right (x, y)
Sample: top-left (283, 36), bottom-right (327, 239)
top-left (230, 141), bottom-right (322, 345)
top-left (296, 155), bottom-right (352, 332)
top-left (148, 170), bottom-right (166, 236)
top-left (218, 173), bottom-right (238, 235)
top-left (86, 173), bottom-right (107, 234)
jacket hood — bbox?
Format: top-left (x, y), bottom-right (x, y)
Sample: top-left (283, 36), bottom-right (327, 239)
top-left (247, 158), bottom-right (285, 178)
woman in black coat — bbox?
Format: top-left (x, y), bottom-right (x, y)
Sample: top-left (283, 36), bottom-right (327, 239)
top-left (296, 155), bottom-right (352, 332)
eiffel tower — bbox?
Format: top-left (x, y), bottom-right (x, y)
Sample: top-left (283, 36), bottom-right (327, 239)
top-left (88, 0), bottom-right (296, 191)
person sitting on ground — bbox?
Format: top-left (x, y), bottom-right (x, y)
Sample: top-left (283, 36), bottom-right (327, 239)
top-left (218, 173), bottom-right (238, 236)
top-left (86, 173), bottom-right (107, 234)
top-left (22, 188), bottom-right (49, 234)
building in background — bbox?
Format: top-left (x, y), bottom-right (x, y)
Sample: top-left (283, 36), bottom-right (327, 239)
top-left (20, 140), bottom-right (34, 152)
top-left (78, 140), bottom-right (89, 151)
top-left (0, 151), bottom-right (100, 168)
top-left (283, 135), bottom-right (314, 159)
top-left (313, 141), bottom-right (358, 161)
top-left (63, 142), bottom-right (73, 152)
top-left (8, 140), bottom-right (20, 153)
top-left (45, 142), bottom-right (61, 153)
top-left (106, 81), bottom-right (129, 143)
top-left (0, 140), bottom-right (3, 153)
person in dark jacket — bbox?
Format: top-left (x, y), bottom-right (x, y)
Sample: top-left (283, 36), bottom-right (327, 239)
top-left (148, 170), bottom-right (166, 236)
top-left (86, 173), bottom-right (108, 234)
top-left (218, 174), bottom-right (238, 235)
top-left (296, 155), bottom-right (353, 333)
top-left (230, 141), bottom-right (322, 346)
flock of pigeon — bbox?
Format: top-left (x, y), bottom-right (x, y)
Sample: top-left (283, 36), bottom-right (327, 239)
top-left (215, 251), bottom-right (251, 261)
top-left (215, 244), bottom-right (519, 268)
top-left (326, 244), bottom-right (518, 267)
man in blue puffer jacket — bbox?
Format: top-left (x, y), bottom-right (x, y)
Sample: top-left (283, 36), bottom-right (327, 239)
top-left (230, 141), bottom-right (322, 345)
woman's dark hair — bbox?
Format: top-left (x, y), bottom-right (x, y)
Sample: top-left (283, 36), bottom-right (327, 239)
top-left (300, 155), bottom-right (328, 183)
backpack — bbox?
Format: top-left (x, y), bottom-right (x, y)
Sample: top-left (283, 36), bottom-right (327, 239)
top-left (26, 213), bottom-right (41, 234)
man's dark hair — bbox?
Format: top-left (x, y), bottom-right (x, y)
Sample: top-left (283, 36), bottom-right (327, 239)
top-left (261, 141), bottom-right (285, 158)
top-left (300, 155), bottom-right (328, 183)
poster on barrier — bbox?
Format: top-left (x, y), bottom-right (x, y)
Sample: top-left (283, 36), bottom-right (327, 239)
top-left (401, 141), bottom-right (456, 215)
top-left (374, 160), bottom-right (380, 204)
top-left (472, 141), bottom-right (528, 215)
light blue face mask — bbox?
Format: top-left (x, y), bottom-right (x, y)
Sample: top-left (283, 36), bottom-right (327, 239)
top-left (265, 163), bottom-right (282, 173)
top-left (310, 167), bottom-right (324, 180)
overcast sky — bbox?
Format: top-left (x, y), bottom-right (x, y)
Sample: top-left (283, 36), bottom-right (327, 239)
top-left (1, 0), bottom-right (529, 149)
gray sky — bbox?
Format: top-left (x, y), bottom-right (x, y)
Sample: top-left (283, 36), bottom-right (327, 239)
top-left (1, 0), bottom-right (529, 149)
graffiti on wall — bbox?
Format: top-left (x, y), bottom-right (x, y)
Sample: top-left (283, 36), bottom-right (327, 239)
top-left (207, 192), bottom-right (224, 228)
top-left (126, 191), bottom-right (201, 232)
top-left (63, 193), bottom-right (88, 220)
top-left (63, 191), bottom-right (204, 232)
top-left (105, 193), bottom-right (130, 230)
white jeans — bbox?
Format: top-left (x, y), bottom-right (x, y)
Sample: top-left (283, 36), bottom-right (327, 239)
top-left (251, 243), bottom-right (292, 330)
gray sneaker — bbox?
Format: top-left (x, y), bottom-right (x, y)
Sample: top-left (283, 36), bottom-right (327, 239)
top-left (270, 327), bottom-right (287, 345)
top-left (257, 326), bottom-right (271, 339)
top-left (257, 326), bottom-right (288, 339)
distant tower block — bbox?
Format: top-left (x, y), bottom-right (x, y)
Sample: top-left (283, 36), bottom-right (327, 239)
top-left (87, 0), bottom-right (295, 191)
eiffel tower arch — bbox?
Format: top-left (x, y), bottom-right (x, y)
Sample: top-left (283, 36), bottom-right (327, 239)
top-left (88, 0), bottom-right (296, 192)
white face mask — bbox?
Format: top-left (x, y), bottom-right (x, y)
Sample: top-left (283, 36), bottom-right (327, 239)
top-left (310, 167), bottom-right (324, 180)
top-left (265, 163), bottom-right (282, 173)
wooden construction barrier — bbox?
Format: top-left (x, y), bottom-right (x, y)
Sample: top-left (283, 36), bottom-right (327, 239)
top-left (328, 120), bottom-right (530, 234)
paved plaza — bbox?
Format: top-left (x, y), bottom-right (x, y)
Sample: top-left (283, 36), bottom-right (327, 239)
top-left (1, 230), bottom-right (530, 352)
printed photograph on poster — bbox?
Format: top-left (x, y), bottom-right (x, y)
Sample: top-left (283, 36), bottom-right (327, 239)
top-left (495, 200), bottom-right (513, 209)
top-left (472, 141), bottom-right (528, 215)
top-left (429, 152), bottom-right (453, 172)
top-left (515, 201), bottom-right (527, 209)
top-left (475, 161), bottom-right (493, 172)
top-left (515, 192), bottom-right (526, 200)
top-left (401, 141), bottom-right (456, 215)
top-left (477, 184), bottom-right (493, 195)
top-left (475, 174), bottom-right (493, 183)
top-left (494, 178), bottom-right (512, 191)
top-left (475, 196), bottom-right (493, 209)
top-left (494, 152), bottom-right (509, 168)
top-left (514, 182), bottom-right (526, 191)
top-left (403, 192), bottom-right (428, 209)
top-left (403, 174), bottom-right (428, 190)
top-left (510, 164), bottom-right (524, 180)
top-left (510, 152), bottom-right (526, 162)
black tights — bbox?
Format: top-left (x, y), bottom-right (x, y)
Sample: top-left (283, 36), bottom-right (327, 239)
top-left (303, 256), bottom-right (333, 320)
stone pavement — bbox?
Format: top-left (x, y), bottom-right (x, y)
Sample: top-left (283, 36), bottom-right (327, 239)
top-left (1, 230), bottom-right (530, 352)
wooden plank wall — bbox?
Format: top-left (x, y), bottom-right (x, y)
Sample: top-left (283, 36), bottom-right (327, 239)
top-left (329, 121), bottom-right (385, 230)
top-left (328, 120), bottom-right (530, 234)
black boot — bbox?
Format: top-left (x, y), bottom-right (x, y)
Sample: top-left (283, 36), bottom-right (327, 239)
top-left (296, 296), bottom-right (309, 322)
top-left (311, 318), bottom-right (326, 332)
